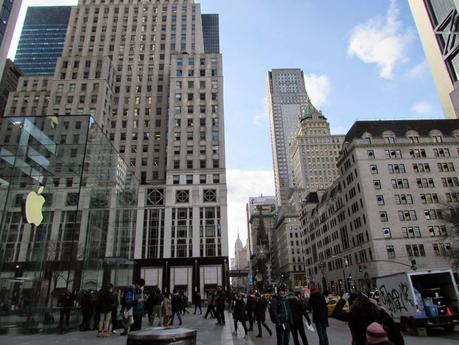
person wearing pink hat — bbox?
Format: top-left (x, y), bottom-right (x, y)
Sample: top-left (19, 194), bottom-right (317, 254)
top-left (366, 322), bottom-right (390, 345)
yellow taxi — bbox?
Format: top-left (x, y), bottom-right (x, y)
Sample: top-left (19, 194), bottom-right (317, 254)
top-left (327, 295), bottom-right (349, 317)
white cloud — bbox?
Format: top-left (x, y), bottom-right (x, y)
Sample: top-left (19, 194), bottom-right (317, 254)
top-left (347, 0), bottom-right (413, 80)
top-left (304, 74), bottom-right (331, 107)
top-left (407, 60), bottom-right (429, 79)
top-left (253, 97), bottom-right (269, 126)
top-left (226, 169), bottom-right (275, 259)
top-left (411, 101), bottom-right (433, 115)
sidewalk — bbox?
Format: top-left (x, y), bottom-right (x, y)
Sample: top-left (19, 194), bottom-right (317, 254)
top-left (1, 311), bottom-right (239, 345)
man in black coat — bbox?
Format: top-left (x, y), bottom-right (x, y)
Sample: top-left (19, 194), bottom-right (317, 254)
top-left (246, 291), bottom-right (256, 331)
top-left (255, 292), bottom-right (272, 337)
top-left (288, 292), bottom-right (311, 345)
top-left (307, 287), bottom-right (329, 345)
top-left (58, 290), bottom-right (75, 334)
top-left (333, 293), bottom-right (404, 345)
top-left (194, 292), bottom-right (202, 314)
top-left (270, 286), bottom-right (292, 345)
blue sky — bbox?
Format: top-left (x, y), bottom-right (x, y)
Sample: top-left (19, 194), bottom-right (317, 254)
top-left (9, 0), bottom-right (443, 257)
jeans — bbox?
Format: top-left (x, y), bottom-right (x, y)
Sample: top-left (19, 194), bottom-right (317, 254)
top-left (275, 323), bottom-right (290, 345)
top-left (216, 304), bottom-right (225, 324)
top-left (315, 323), bottom-right (329, 345)
top-left (170, 311), bottom-right (182, 325)
top-left (130, 313), bottom-right (142, 332)
top-left (204, 304), bottom-right (215, 318)
top-left (291, 321), bottom-right (309, 345)
top-left (194, 303), bottom-right (202, 314)
top-left (149, 305), bottom-right (162, 326)
top-left (59, 308), bottom-right (71, 330)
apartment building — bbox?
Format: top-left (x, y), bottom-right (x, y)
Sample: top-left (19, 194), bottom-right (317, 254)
top-left (301, 120), bottom-right (459, 293)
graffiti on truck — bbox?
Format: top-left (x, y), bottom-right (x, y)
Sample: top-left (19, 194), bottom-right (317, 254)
top-left (378, 283), bottom-right (414, 314)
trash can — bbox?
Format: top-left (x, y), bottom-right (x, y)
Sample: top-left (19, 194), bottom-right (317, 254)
top-left (127, 327), bottom-right (197, 345)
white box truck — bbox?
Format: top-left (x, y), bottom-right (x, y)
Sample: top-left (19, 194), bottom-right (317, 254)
top-left (375, 269), bottom-right (459, 331)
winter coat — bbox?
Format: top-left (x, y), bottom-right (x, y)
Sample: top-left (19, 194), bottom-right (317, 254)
top-left (333, 298), bottom-right (404, 345)
top-left (58, 292), bottom-right (75, 309)
top-left (152, 292), bottom-right (164, 306)
top-left (308, 291), bottom-right (328, 326)
top-left (255, 297), bottom-right (268, 322)
top-left (246, 295), bottom-right (256, 312)
top-left (162, 297), bottom-right (172, 316)
top-left (233, 299), bottom-right (247, 321)
top-left (171, 293), bottom-right (181, 312)
top-left (215, 291), bottom-right (226, 307)
top-left (195, 293), bottom-right (202, 305)
top-left (269, 294), bottom-right (292, 325)
top-left (288, 296), bottom-right (311, 325)
top-left (98, 290), bottom-right (115, 313)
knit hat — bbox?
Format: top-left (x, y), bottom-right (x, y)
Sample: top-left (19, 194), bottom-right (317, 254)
top-left (366, 322), bottom-right (389, 344)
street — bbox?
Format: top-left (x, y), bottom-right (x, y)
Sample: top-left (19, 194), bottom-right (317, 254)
top-left (2, 311), bottom-right (459, 345)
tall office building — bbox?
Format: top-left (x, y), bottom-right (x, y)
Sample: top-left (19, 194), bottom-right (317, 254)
top-left (0, 58), bottom-right (20, 115)
top-left (201, 14), bottom-right (219, 54)
top-left (14, 6), bottom-right (72, 76)
top-left (290, 100), bottom-right (344, 194)
top-left (409, 0), bottom-right (459, 118)
top-left (267, 68), bottom-right (309, 206)
top-left (0, 1), bottom-right (22, 81)
top-left (4, 0), bottom-right (228, 298)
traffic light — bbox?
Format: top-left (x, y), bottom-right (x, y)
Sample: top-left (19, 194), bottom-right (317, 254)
top-left (411, 260), bottom-right (417, 271)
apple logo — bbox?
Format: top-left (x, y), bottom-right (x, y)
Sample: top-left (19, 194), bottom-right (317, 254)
top-left (25, 186), bottom-right (46, 226)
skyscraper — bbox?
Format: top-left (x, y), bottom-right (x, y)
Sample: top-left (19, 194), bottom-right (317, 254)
top-left (290, 100), bottom-right (344, 194)
top-left (409, 0), bottom-right (459, 118)
top-left (5, 0), bottom-right (228, 296)
top-left (14, 6), bottom-right (72, 76)
top-left (201, 14), bottom-right (219, 53)
top-left (267, 68), bottom-right (309, 206)
top-left (0, 0), bottom-right (22, 81)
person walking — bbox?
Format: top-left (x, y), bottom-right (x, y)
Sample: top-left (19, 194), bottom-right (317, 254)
top-left (215, 286), bottom-right (226, 325)
top-left (308, 287), bottom-right (329, 345)
top-left (204, 291), bottom-right (215, 319)
top-left (246, 291), bottom-right (256, 331)
top-left (57, 290), bottom-right (75, 334)
top-left (97, 284), bottom-right (115, 337)
top-left (288, 291), bottom-right (311, 345)
top-left (131, 279), bottom-right (145, 332)
top-left (170, 290), bottom-right (182, 326)
top-left (232, 293), bottom-right (248, 338)
top-left (111, 288), bottom-right (120, 333)
top-left (151, 288), bottom-right (163, 326)
top-left (269, 285), bottom-right (292, 345)
top-left (255, 292), bottom-right (272, 337)
top-left (180, 291), bottom-right (189, 315)
top-left (78, 289), bottom-right (93, 331)
top-left (162, 292), bottom-right (172, 326)
top-left (333, 293), bottom-right (404, 345)
top-left (194, 292), bottom-right (202, 314)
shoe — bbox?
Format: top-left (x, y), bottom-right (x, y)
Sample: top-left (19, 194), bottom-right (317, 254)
top-left (179, 322), bottom-right (182, 326)
top-left (268, 329), bottom-right (272, 336)
top-left (244, 334), bottom-right (248, 340)
top-left (256, 335), bottom-right (262, 338)
top-left (216, 322), bottom-right (221, 325)
top-left (96, 331), bottom-right (103, 337)
top-left (120, 331), bottom-right (127, 336)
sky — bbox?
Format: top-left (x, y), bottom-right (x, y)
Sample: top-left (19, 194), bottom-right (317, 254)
top-left (8, 0), bottom-right (443, 259)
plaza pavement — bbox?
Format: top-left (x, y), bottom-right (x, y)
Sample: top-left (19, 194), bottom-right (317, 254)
top-left (2, 310), bottom-right (459, 345)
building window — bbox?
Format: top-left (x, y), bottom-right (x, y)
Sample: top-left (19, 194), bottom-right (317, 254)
top-left (383, 228), bottom-right (391, 239)
top-left (173, 175), bottom-right (180, 185)
top-left (379, 211), bottom-right (388, 222)
top-left (386, 245), bottom-right (396, 259)
top-left (370, 165), bottom-right (378, 174)
top-left (376, 195), bottom-right (385, 205)
top-left (176, 190), bottom-right (190, 203)
top-left (203, 189), bottom-right (217, 202)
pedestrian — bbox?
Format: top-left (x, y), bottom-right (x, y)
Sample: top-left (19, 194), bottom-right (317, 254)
top-left (308, 287), bottom-right (329, 345)
top-left (162, 292), bottom-right (172, 326)
top-left (97, 284), bottom-right (115, 337)
top-left (57, 289), bottom-right (75, 334)
top-left (215, 286), bottom-right (226, 325)
top-left (232, 293), bottom-right (248, 339)
top-left (145, 291), bottom-right (154, 326)
top-left (170, 290), bottom-right (182, 326)
top-left (131, 279), bottom-right (145, 332)
top-left (333, 293), bottom-right (404, 345)
top-left (366, 322), bottom-right (391, 345)
top-left (269, 285), bottom-right (292, 345)
top-left (151, 288), bottom-right (163, 326)
top-left (180, 291), bottom-right (189, 315)
top-left (246, 291), bottom-right (256, 331)
top-left (78, 289), bottom-right (93, 331)
top-left (111, 288), bottom-right (120, 333)
top-left (255, 292), bottom-right (272, 337)
top-left (288, 291), bottom-right (311, 345)
top-left (120, 285), bottom-right (134, 336)
top-left (194, 292), bottom-right (202, 314)
top-left (204, 291), bottom-right (215, 319)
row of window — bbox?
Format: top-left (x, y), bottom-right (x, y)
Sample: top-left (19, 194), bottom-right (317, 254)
top-left (386, 243), bottom-right (451, 258)
top-left (172, 174), bottom-right (220, 185)
top-left (174, 189), bottom-right (217, 203)
top-left (379, 209), bottom-right (444, 222)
